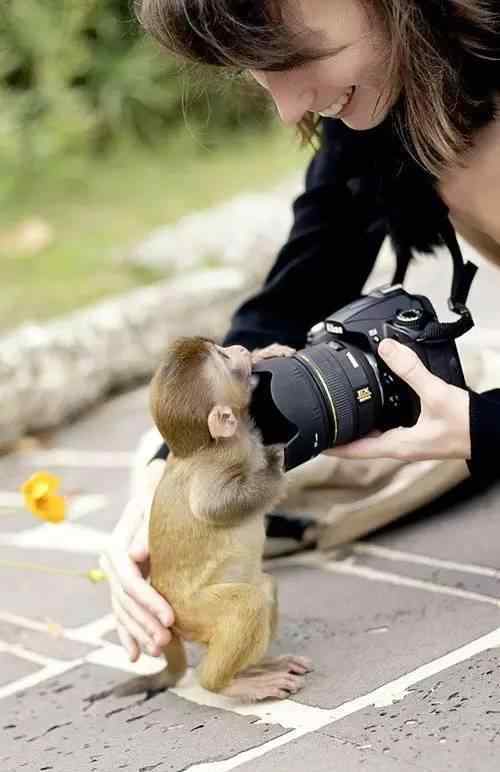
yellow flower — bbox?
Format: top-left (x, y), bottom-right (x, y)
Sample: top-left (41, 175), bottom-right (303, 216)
top-left (21, 472), bottom-right (66, 523)
top-left (87, 568), bottom-right (107, 583)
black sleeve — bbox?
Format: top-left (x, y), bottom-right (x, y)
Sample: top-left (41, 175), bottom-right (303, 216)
top-left (467, 389), bottom-right (500, 483)
top-left (150, 119), bottom-right (388, 463)
top-left (222, 119), bottom-right (388, 350)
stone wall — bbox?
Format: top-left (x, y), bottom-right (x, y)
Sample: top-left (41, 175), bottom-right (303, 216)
top-left (0, 176), bottom-right (303, 452)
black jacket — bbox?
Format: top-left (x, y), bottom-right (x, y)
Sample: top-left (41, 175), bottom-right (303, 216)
top-left (155, 118), bottom-right (500, 483)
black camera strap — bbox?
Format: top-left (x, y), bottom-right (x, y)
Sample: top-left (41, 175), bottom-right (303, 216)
top-left (392, 215), bottom-right (477, 343)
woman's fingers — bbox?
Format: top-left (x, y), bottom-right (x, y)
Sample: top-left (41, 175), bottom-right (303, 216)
top-left (116, 619), bottom-right (140, 662)
top-left (377, 339), bottom-right (443, 402)
top-left (104, 550), bottom-right (172, 637)
top-left (109, 572), bottom-right (171, 655)
top-left (111, 595), bottom-right (161, 657)
top-left (105, 542), bottom-right (173, 628)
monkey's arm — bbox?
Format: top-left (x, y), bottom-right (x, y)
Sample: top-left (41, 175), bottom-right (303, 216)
top-left (189, 447), bottom-right (285, 522)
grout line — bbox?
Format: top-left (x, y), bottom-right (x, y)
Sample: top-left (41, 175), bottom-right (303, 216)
top-left (185, 624), bottom-right (500, 771)
top-left (186, 728), bottom-right (311, 772)
top-left (0, 610), bottom-right (59, 634)
top-left (66, 614), bottom-right (116, 644)
top-left (318, 559), bottom-right (500, 607)
top-left (352, 542), bottom-right (500, 579)
top-left (0, 610), bottom-right (114, 649)
top-left (67, 495), bottom-right (108, 521)
top-left (0, 639), bottom-right (62, 668)
top-left (0, 492), bottom-right (107, 521)
top-left (0, 659), bottom-right (83, 700)
top-left (0, 521), bottom-right (110, 554)
top-left (270, 551), bottom-right (500, 607)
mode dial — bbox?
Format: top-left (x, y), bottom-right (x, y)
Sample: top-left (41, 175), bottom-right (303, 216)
top-left (395, 308), bottom-right (425, 330)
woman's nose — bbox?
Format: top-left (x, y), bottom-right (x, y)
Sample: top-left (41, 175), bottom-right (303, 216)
top-left (249, 69), bottom-right (315, 125)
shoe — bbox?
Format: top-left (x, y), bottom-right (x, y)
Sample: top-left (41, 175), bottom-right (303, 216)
top-left (264, 513), bottom-right (318, 558)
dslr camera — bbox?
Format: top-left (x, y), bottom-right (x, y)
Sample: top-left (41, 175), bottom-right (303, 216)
top-left (250, 283), bottom-right (474, 472)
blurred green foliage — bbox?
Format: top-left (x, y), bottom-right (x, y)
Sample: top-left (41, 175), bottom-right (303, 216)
top-left (0, 0), bottom-right (270, 179)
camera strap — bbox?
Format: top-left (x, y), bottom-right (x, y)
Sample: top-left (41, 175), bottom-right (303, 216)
top-left (392, 215), bottom-right (478, 343)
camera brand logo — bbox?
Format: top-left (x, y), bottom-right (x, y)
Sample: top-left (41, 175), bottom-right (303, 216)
top-left (356, 387), bottom-right (372, 403)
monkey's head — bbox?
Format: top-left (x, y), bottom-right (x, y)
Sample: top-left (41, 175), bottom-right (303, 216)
top-left (150, 336), bottom-right (254, 457)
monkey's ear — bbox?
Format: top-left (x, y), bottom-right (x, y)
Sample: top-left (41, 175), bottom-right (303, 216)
top-left (207, 405), bottom-right (238, 439)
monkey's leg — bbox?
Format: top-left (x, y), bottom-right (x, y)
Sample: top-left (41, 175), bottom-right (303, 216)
top-left (239, 575), bottom-right (313, 678)
top-left (195, 583), bottom-right (305, 702)
top-left (113, 633), bottom-right (187, 697)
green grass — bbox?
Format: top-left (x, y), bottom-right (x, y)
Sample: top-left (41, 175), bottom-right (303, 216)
top-left (0, 126), bottom-right (311, 333)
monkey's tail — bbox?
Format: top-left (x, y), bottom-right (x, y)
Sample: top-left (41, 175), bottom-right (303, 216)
top-left (113, 634), bottom-right (188, 698)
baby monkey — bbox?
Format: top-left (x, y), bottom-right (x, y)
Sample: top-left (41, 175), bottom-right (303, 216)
top-left (114, 336), bottom-right (312, 702)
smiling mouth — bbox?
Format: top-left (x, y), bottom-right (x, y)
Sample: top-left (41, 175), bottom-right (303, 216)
top-left (317, 86), bottom-right (356, 119)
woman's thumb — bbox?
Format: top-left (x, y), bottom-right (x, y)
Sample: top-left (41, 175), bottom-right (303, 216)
top-left (128, 520), bottom-right (149, 562)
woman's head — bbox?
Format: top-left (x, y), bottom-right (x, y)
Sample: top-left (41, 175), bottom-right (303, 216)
top-left (136, 0), bottom-right (500, 175)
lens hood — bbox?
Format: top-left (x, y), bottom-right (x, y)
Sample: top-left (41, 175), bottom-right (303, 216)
top-left (250, 355), bottom-right (332, 471)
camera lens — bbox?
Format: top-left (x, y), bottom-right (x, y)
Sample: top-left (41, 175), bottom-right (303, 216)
top-left (250, 341), bottom-right (383, 471)
top-left (294, 342), bottom-right (383, 445)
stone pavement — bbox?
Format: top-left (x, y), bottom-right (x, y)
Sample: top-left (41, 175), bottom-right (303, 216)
top-left (1, 245), bottom-right (500, 772)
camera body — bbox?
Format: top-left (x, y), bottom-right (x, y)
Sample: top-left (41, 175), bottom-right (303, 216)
top-left (307, 283), bottom-right (466, 430)
top-left (250, 284), bottom-right (468, 471)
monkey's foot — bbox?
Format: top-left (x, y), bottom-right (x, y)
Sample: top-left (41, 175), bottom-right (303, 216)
top-left (223, 671), bottom-right (305, 701)
top-left (264, 655), bottom-right (313, 674)
top-left (244, 654), bottom-right (313, 676)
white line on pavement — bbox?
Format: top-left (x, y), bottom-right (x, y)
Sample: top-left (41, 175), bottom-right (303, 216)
top-left (67, 614), bottom-right (116, 644)
top-left (0, 610), bottom-right (115, 648)
top-left (319, 559), bottom-right (500, 606)
top-left (0, 610), bottom-right (57, 633)
top-left (0, 492), bottom-right (106, 522)
top-left (268, 551), bottom-right (500, 607)
top-left (352, 542), bottom-right (500, 579)
top-left (0, 521), bottom-right (110, 554)
top-left (0, 640), bottom-right (62, 668)
top-left (0, 659), bottom-right (83, 701)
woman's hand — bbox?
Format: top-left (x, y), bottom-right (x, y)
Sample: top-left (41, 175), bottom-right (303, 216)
top-left (100, 458), bottom-right (174, 662)
top-left (251, 343), bottom-right (296, 365)
top-left (323, 339), bottom-right (471, 462)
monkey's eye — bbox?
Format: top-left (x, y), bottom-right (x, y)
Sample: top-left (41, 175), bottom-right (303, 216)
top-left (217, 348), bottom-right (231, 361)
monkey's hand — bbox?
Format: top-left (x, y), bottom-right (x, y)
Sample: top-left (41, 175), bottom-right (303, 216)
top-left (251, 343), bottom-right (296, 365)
top-left (264, 444), bottom-right (285, 473)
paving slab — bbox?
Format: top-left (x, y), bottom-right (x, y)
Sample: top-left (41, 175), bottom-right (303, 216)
top-left (0, 652), bottom-right (41, 687)
top-left (0, 508), bottom-right (38, 533)
top-left (0, 662), bottom-right (288, 772)
top-left (371, 479), bottom-right (500, 569)
top-left (53, 387), bottom-right (152, 453)
top-left (268, 563), bottom-right (500, 708)
top-left (237, 728), bottom-right (425, 771)
top-left (327, 649), bottom-right (500, 772)
top-left (0, 546), bottom-right (110, 626)
top-left (0, 620), bottom-right (97, 660)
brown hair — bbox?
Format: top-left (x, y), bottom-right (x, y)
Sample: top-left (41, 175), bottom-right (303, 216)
top-left (150, 335), bottom-right (251, 456)
top-left (150, 336), bottom-right (214, 456)
top-left (135, 0), bottom-right (500, 176)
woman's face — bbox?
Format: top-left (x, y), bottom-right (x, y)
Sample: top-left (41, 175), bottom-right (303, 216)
top-left (250, 0), bottom-right (396, 130)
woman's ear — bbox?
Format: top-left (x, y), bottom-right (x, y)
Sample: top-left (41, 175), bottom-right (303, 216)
top-left (207, 405), bottom-right (238, 439)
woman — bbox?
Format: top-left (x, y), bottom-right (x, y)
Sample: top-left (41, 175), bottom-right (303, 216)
top-left (101, 0), bottom-right (500, 662)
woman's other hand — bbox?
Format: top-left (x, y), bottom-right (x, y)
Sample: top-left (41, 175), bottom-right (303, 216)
top-left (251, 343), bottom-right (296, 365)
top-left (100, 458), bottom-right (174, 662)
top-left (323, 339), bottom-right (471, 462)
